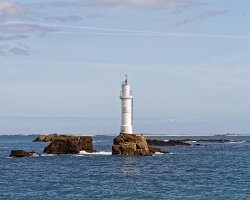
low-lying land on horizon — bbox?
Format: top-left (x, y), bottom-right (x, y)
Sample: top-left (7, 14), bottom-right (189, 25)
top-left (1, 133), bottom-right (250, 137)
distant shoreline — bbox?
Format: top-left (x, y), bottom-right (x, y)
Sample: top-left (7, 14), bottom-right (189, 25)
top-left (1, 133), bottom-right (250, 137)
top-left (142, 134), bottom-right (250, 137)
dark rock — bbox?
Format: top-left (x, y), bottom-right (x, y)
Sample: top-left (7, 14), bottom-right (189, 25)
top-left (44, 136), bottom-right (93, 154)
top-left (146, 139), bottom-right (239, 147)
top-left (183, 139), bottom-right (234, 143)
top-left (112, 133), bottom-right (151, 156)
top-left (33, 134), bottom-right (73, 142)
top-left (9, 150), bottom-right (38, 158)
top-left (120, 143), bottom-right (137, 155)
top-left (149, 147), bottom-right (169, 154)
top-left (146, 139), bottom-right (191, 146)
top-left (112, 145), bottom-right (121, 154)
top-left (182, 139), bottom-right (238, 143)
top-left (198, 139), bottom-right (232, 143)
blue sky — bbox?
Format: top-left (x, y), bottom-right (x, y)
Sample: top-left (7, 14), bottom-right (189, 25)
top-left (0, 0), bottom-right (250, 133)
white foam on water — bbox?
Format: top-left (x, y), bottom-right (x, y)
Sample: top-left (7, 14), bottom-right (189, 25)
top-left (79, 151), bottom-right (112, 155)
top-left (164, 140), bottom-right (169, 142)
top-left (93, 141), bottom-right (101, 143)
top-left (228, 141), bottom-right (246, 144)
top-left (168, 152), bottom-right (195, 155)
top-left (154, 152), bottom-right (164, 155)
top-left (40, 153), bottom-right (56, 157)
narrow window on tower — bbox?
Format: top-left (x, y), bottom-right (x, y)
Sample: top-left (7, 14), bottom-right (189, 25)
top-left (122, 107), bottom-right (129, 113)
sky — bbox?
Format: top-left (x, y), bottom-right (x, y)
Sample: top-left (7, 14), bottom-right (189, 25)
top-left (0, 0), bottom-right (250, 134)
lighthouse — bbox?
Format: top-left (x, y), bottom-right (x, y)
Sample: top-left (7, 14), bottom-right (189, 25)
top-left (120, 75), bottom-right (133, 134)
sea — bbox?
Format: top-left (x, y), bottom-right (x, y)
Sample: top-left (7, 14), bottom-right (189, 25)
top-left (1, 134), bottom-right (250, 199)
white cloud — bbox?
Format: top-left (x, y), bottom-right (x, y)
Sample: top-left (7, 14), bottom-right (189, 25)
top-left (162, 10), bottom-right (229, 25)
top-left (0, 34), bottom-right (27, 41)
top-left (0, 44), bottom-right (29, 56)
top-left (0, 0), bottom-right (25, 18)
top-left (36, 23), bottom-right (249, 41)
top-left (0, 22), bottom-right (57, 56)
top-left (0, 23), bottom-right (57, 34)
top-left (84, 0), bottom-right (198, 9)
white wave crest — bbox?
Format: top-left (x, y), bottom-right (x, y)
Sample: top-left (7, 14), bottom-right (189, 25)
top-left (40, 153), bottom-right (56, 157)
top-left (164, 140), bottom-right (169, 142)
top-left (228, 141), bottom-right (246, 144)
top-left (154, 152), bottom-right (164, 155)
top-left (93, 140), bottom-right (102, 143)
top-left (79, 151), bottom-right (112, 155)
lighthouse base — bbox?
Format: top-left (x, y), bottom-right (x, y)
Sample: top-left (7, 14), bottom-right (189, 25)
top-left (112, 133), bottom-right (151, 156)
top-left (120, 125), bottom-right (133, 134)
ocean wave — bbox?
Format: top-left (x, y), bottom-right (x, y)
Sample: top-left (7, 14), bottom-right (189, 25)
top-left (40, 153), bottom-right (56, 157)
top-left (154, 152), bottom-right (164, 155)
top-left (164, 140), bottom-right (169, 142)
top-left (93, 140), bottom-right (103, 143)
top-left (228, 141), bottom-right (246, 144)
top-left (79, 151), bottom-right (112, 155)
top-left (168, 152), bottom-right (195, 155)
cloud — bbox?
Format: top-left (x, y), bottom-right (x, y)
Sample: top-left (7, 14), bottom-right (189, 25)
top-left (0, 44), bottom-right (29, 56)
top-left (35, 22), bottom-right (250, 41)
top-left (0, 0), bottom-right (26, 18)
top-left (0, 1), bottom-right (78, 56)
top-left (0, 1), bottom-right (85, 23)
top-left (0, 34), bottom-right (28, 41)
top-left (55, 31), bottom-right (250, 41)
top-left (26, 1), bottom-right (84, 9)
top-left (84, 0), bottom-right (198, 9)
top-left (23, 2), bottom-right (85, 22)
top-left (8, 45), bottom-right (29, 55)
top-left (0, 23), bottom-right (57, 34)
top-left (164, 10), bottom-right (230, 25)
top-left (42, 15), bottom-right (82, 23)
top-left (0, 0), bottom-right (240, 57)
top-left (0, 22), bottom-right (57, 56)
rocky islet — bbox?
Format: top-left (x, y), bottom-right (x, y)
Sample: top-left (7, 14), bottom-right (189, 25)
top-left (11, 134), bottom-right (237, 157)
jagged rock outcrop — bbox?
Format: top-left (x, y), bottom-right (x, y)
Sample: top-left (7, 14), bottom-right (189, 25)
top-left (146, 139), bottom-right (191, 146)
top-left (148, 147), bottom-right (169, 154)
top-left (43, 136), bottom-right (93, 154)
top-left (112, 133), bottom-right (151, 156)
top-left (183, 139), bottom-right (232, 143)
top-left (146, 139), bottom-right (236, 146)
top-left (9, 150), bottom-right (38, 158)
top-left (33, 134), bottom-right (71, 142)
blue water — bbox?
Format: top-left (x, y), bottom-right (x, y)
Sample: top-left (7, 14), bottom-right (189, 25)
top-left (1, 135), bottom-right (250, 199)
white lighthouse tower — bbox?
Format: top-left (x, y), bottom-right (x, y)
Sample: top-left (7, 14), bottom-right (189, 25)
top-left (120, 75), bottom-right (133, 134)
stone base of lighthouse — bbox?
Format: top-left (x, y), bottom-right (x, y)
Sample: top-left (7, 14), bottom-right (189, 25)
top-left (112, 133), bottom-right (151, 156)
